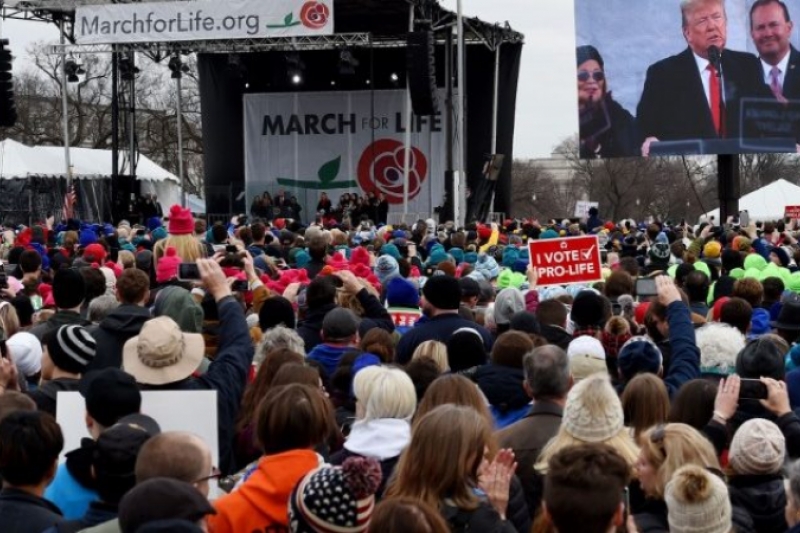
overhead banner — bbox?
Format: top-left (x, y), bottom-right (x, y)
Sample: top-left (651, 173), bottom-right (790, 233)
top-left (574, 0), bottom-right (800, 159)
top-left (244, 90), bottom-right (451, 222)
top-left (529, 235), bottom-right (602, 287)
top-left (75, 0), bottom-right (333, 44)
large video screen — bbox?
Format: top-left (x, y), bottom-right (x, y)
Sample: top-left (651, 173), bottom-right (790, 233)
top-left (574, 0), bottom-right (800, 159)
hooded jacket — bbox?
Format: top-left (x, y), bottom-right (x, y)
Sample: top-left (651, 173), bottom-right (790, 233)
top-left (307, 343), bottom-right (355, 378)
top-left (472, 365), bottom-right (530, 429)
top-left (0, 488), bottom-right (64, 533)
top-left (207, 449), bottom-right (320, 533)
top-left (538, 323), bottom-right (572, 351)
top-left (330, 418), bottom-right (410, 496)
top-left (87, 305), bottom-right (151, 370)
top-left (44, 439), bottom-right (97, 520)
top-left (28, 310), bottom-right (90, 342)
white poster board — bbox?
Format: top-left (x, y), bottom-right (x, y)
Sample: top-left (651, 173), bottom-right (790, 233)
top-left (574, 200), bottom-right (599, 218)
top-left (56, 390), bottom-right (220, 497)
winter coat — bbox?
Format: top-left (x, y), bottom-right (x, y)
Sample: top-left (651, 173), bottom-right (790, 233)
top-left (86, 305), bottom-right (151, 370)
top-left (307, 343), bottom-right (355, 378)
top-left (44, 440), bottom-right (98, 520)
top-left (728, 474), bottom-right (787, 533)
top-left (27, 377), bottom-right (80, 417)
top-left (0, 488), bottom-right (64, 533)
top-left (395, 314), bottom-right (494, 365)
top-left (42, 501), bottom-right (118, 533)
top-left (139, 295), bottom-right (252, 475)
top-left (28, 310), bottom-right (90, 342)
top-left (330, 418), bottom-right (411, 496)
top-left (440, 498), bottom-right (519, 533)
top-left (207, 449), bottom-right (321, 533)
top-left (538, 324), bottom-right (572, 351)
top-left (472, 365), bottom-right (530, 429)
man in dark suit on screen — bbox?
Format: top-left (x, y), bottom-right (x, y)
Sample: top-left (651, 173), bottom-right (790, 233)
top-left (751, 0), bottom-right (800, 102)
top-left (637, 0), bottom-right (772, 156)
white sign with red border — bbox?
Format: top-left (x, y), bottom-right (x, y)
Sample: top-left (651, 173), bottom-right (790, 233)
top-left (528, 235), bottom-right (603, 286)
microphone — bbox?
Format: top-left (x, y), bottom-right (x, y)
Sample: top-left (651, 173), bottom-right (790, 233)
top-left (708, 45), bottom-right (722, 74)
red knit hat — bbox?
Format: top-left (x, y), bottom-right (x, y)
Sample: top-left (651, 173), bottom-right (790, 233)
top-left (156, 247), bottom-right (182, 283)
top-left (350, 246), bottom-right (371, 268)
top-left (84, 243), bottom-right (107, 263)
top-left (477, 225), bottom-right (492, 241)
top-left (167, 205), bottom-right (194, 235)
top-left (327, 252), bottom-right (349, 272)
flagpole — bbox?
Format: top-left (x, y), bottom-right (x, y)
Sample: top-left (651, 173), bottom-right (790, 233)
top-left (59, 21), bottom-right (72, 220)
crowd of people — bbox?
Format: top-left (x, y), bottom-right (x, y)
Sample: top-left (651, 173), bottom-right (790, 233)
top-left (250, 190), bottom-right (390, 225)
top-left (4, 202), bottom-right (800, 531)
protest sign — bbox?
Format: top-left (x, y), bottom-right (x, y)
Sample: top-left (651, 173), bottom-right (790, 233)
top-left (786, 206), bottom-right (800, 219)
top-left (529, 235), bottom-right (602, 286)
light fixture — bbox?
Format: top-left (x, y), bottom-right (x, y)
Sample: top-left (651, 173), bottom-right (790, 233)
top-left (330, 80), bottom-right (336, 86)
top-left (366, 79), bottom-right (371, 85)
top-left (286, 52), bottom-right (306, 84)
top-left (292, 74), bottom-right (302, 85)
top-left (390, 73), bottom-right (399, 82)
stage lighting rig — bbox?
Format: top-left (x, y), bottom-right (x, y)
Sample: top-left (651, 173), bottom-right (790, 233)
top-left (168, 55), bottom-right (190, 79)
top-left (338, 49), bottom-right (359, 76)
top-left (64, 58), bottom-right (85, 83)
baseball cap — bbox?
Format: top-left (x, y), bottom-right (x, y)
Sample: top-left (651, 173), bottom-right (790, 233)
top-left (322, 308), bottom-right (360, 340)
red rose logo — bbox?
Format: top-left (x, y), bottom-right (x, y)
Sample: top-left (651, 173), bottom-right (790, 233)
top-left (300, 1), bottom-right (330, 30)
top-left (357, 139), bottom-right (428, 205)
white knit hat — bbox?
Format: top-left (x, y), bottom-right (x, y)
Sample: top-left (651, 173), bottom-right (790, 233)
top-left (666, 465), bottom-right (732, 533)
top-left (729, 418), bottom-right (785, 475)
top-left (567, 336), bottom-right (607, 382)
top-left (7, 332), bottom-right (42, 377)
top-left (562, 373), bottom-right (624, 442)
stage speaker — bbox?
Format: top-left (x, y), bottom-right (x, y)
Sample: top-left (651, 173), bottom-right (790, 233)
top-left (406, 30), bottom-right (438, 116)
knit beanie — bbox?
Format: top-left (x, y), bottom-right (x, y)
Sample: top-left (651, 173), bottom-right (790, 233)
top-left (385, 277), bottom-right (419, 308)
top-left (152, 227), bottom-right (168, 242)
top-left (295, 250), bottom-right (311, 269)
top-left (350, 246), bottom-right (371, 268)
top-left (79, 227), bottom-right (97, 248)
top-left (422, 275), bottom-right (461, 311)
top-left (729, 418), bottom-right (785, 475)
top-left (618, 336), bottom-right (663, 381)
top-left (374, 255), bottom-right (400, 285)
top-left (156, 247), bottom-right (183, 283)
top-left (703, 241), bottom-right (722, 259)
top-left (570, 290), bottom-right (607, 328)
top-left (464, 251), bottom-right (478, 265)
top-left (562, 373), bottom-right (624, 442)
top-left (167, 205), bottom-right (194, 235)
top-left (494, 288), bottom-right (525, 326)
top-left (53, 268), bottom-right (86, 309)
top-left (289, 456), bottom-right (382, 533)
top-left (7, 331), bottom-right (42, 377)
top-left (46, 324), bottom-right (97, 374)
top-left (665, 465), bottom-right (732, 533)
top-left (380, 243), bottom-right (401, 260)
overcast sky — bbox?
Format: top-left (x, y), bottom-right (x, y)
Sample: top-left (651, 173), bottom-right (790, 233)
top-left (0, 0), bottom-right (577, 160)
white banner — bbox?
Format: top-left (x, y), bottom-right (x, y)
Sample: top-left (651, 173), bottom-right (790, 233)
top-left (574, 200), bottom-right (599, 218)
top-left (244, 90), bottom-right (453, 222)
top-left (75, 0), bottom-right (334, 44)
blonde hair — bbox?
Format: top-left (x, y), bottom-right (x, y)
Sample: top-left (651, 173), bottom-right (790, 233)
top-left (639, 423), bottom-right (721, 499)
top-left (0, 302), bottom-right (20, 339)
top-left (353, 366), bottom-right (417, 421)
top-left (385, 405), bottom-right (491, 511)
top-left (153, 234), bottom-right (205, 266)
top-left (117, 250), bottom-right (136, 269)
top-left (411, 341), bottom-right (449, 373)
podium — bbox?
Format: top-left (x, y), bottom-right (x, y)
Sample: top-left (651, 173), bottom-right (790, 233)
top-left (649, 137), bottom-right (796, 156)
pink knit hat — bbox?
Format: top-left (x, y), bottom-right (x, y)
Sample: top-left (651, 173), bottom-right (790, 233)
top-left (156, 247), bottom-right (182, 283)
top-left (167, 205), bottom-right (194, 235)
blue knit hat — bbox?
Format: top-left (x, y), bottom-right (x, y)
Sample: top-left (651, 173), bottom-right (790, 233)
top-left (450, 248), bottom-right (464, 265)
top-left (295, 250), bottom-right (311, 269)
top-left (540, 229), bottom-right (559, 240)
top-left (381, 243), bottom-right (401, 260)
top-left (464, 251), bottom-right (478, 265)
top-left (475, 254), bottom-right (500, 280)
top-left (618, 336), bottom-right (663, 381)
top-left (79, 228), bottom-right (97, 248)
top-left (152, 227), bottom-right (167, 241)
top-left (385, 277), bottom-right (419, 308)
top-left (375, 255), bottom-right (400, 285)
top-left (147, 217), bottom-right (162, 231)
top-left (502, 247), bottom-right (520, 268)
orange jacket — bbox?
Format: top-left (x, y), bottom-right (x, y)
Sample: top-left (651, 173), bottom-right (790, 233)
top-left (208, 449), bottom-right (320, 533)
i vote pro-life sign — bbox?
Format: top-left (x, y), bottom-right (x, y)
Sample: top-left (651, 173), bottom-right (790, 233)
top-left (528, 235), bottom-right (603, 287)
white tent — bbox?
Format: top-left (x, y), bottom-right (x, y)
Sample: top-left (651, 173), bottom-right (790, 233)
top-left (702, 179), bottom-right (800, 221)
top-left (0, 139), bottom-right (65, 178)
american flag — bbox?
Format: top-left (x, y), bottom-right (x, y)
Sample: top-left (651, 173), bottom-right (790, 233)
top-left (62, 181), bottom-right (76, 221)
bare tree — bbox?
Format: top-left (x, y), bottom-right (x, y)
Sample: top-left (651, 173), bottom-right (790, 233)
top-left (511, 158), bottom-right (583, 220)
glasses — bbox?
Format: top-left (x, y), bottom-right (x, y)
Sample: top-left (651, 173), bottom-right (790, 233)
top-left (193, 466), bottom-right (221, 484)
top-left (692, 12), bottom-right (725, 28)
top-left (577, 70), bottom-right (605, 83)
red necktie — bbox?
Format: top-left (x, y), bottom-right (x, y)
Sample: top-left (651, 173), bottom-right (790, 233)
top-left (707, 63), bottom-right (724, 137)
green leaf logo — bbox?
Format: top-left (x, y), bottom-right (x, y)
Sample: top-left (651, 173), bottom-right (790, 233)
top-left (284, 12), bottom-right (294, 26)
top-left (318, 156), bottom-right (341, 184)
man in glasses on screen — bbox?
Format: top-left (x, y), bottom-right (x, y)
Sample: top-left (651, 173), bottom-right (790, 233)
top-left (637, 0), bottom-right (772, 156)
top-left (576, 45), bottom-right (639, 158)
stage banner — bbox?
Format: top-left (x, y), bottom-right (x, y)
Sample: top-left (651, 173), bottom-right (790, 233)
top-left (574, 0), bottom-right (800, 159)
top-left (75, 0), bottom-right (333, 44)
top-left (244, 90), bottom-right (450, 222)
top-left (529, 235), bottom-right (602, 287)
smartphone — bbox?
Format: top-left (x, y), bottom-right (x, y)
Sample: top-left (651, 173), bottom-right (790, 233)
top-left (739, 378), bottom-right (768, 400)
top-left (225, 244), bottom-right (239, 254)
top-left (622, 487), bottom-right (630, 524)
top-left (739, 210), bottom-right (750, 228)
top-left (177, 263), bottom-right (201, 281)
top-left (231, 279), bottom-right (249, 292)
top-left (635, 277), bottom-right (658, 297)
